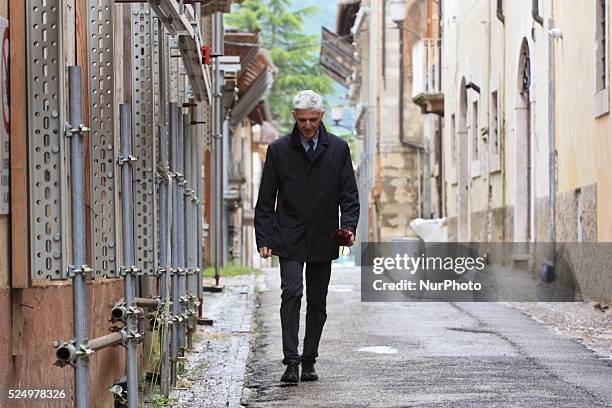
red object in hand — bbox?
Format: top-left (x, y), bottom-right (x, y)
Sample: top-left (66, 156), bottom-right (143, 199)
top-left (331, 228), bottom-right (353, 246)
top-left (201, 45), bottom-right (211, 65)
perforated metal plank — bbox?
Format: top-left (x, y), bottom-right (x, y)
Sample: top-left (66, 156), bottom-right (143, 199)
top-left (152, 16), bottom-right (162, 274)
top-left (203, 94), bottom-right (213, 151)
top-left (169, 36), bottom-right (180, 103)
top-left (132, 4), bottom-right (158, 275)
top-left (88, 0), bottom-right (118, 278)
top-left (26, 0), bottom-right (67, 280)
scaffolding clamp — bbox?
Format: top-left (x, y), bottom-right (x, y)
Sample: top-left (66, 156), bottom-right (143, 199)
top-left (64, 123), bottom-right (91, 138)
top-left (117, 154), bottom-right (138, 166)
top-left (53, 339), bottom-right (94, 368)
top-left (177, 175), bottom-right (187, 186)
top-left (119, 265), bottom-right (141, 276)
top-left (66, 264), bottom-right (94, 278)
top-left (110, 302), bottom-right (143, 323)
top-left (157, 163), bottom-right (171, 181)
top-left (120, 328), bottom-right (143, 346)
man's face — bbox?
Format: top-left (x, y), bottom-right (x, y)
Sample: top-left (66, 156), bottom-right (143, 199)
top-left (292, 109), bottom-right (324, 139)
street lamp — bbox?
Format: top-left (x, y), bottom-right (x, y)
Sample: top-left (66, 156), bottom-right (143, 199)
top-left (330, 104), bottom-right (361, 139)
top-left (387, 0), bottom-right (423, 39)
top-left (388, 0), bottom-right (407, 25)
top-left (331, 105), bottom-right (344, 125)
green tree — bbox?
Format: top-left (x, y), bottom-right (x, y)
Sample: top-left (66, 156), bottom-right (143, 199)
top-left (225, 0), bottom-right (335, 132)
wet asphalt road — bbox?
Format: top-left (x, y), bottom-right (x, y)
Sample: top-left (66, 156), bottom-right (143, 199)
top-left (241, 266), bottom-right (612, 408)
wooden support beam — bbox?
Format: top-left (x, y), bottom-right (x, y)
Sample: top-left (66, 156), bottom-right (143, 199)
top-left (9, 0), bottom-right (30, 288)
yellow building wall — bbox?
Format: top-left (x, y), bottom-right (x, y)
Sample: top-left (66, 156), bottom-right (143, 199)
top-left (442, 0), bottom-right (609, 241)
top-left (554, 0), bottom-right (611, 240)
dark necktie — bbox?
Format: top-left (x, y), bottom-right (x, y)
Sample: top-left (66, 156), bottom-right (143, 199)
top-left (307, 140), bottom-right (316, 161)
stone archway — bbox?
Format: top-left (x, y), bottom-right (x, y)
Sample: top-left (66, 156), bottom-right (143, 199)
top-left (514, 38), bottom-right (535, 243)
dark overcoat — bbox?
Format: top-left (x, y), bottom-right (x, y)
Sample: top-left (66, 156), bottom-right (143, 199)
top-left (254, 122), bottom-right (360, 262)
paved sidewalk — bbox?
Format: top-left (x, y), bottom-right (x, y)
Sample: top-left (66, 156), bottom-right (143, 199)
top-left (168, 273), bottom-right (262, 408)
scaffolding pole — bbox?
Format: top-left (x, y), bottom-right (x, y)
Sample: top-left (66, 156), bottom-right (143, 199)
top-left (212, 11), bottom-right (224, 284)
top-left (158, 110), bottom-right (171, 397)
top-left (119, 103), bottom-right (140, 408)
top-left (177, 107), bottom-right (187, 353)
top-left (195, 104), bottom-right (204, 302)
top-left (183, 109), bottom-right (196, 350)
top-left (169, 102), bottom-right (180, 386)
top-left (157, 19), bottom-right (172, 397)
top-left (67, 65), bottom-right (89, 408)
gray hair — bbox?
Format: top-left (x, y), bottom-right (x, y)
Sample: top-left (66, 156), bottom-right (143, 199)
top-left (292, 90), bottom-right (324, 112)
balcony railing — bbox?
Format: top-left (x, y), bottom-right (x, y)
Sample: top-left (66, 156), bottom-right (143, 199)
top-left (412, 38), bottom-right (444, 116)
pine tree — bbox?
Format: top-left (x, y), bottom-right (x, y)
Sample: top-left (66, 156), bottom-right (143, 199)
top-left (225, 0), bottom-right (335, 132)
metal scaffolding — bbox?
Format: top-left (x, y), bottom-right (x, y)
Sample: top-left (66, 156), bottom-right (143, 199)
top-left (41, 1), bottom-right (215, 405)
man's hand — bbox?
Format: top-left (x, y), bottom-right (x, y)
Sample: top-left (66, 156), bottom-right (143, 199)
top-left (259, 247), bottom-right (272, 258)
top-left (346, 230), bottom-right (355, 247)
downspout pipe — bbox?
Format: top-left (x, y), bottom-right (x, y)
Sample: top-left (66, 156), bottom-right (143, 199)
top-left (542, 17), bottom-right (557, 280)
top-left (496, 0), bottom-right (504, 24)
top-left (398, 25), bottom-right (426, 219)
top-left (437, 0), bottom-right (444, 216)
top-left (532, 0), bottom-right (544, 26)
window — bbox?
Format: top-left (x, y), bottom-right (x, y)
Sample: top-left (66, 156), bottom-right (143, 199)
top-left (470, 100), bottom-right (480, 177)
top-left (489, 90), bottom-right (501, 172)
top-left (595, 0), bottom-right (609, 117)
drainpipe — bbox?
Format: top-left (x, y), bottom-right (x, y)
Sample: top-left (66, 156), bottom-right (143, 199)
top-left (543, 16), bottom-right (557, 279)
top-left (496, 0), bottom-right (504, 24)
top-left (437, 0), bottom-right (444, 217)
top-left (398, 23), bottom-right (426, 221)
top-left (532, 0), bottom-right (544, 26)
top-left (486, 0), bottom-right (492, 242)
top-left (399, 29), bottom-right (425, 151)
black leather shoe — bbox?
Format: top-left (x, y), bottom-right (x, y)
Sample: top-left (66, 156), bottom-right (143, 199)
top-left (280, 363), bottom-right (300, 383)
top-left (300, 364), bottom-right (318, 381)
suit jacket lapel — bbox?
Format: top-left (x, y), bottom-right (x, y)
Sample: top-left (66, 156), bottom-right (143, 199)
top-left (290, 123), bottom-right (311, 163)
top-left (291, 122), bottom-right (330, 167)
top-left (309, 123), bottom-right (329, 166)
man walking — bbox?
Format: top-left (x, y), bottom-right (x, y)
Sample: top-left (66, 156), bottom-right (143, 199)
top-left (254, 90), bottom-right (360, 383)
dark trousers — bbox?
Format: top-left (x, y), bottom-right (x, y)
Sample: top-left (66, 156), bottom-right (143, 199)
top-left (279, 257), bottom-right (332, 366)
